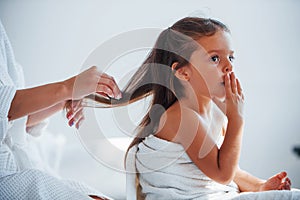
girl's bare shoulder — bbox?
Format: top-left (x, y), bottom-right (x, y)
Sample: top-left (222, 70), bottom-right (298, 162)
top-left (155, 105), bottom-right (203, 143)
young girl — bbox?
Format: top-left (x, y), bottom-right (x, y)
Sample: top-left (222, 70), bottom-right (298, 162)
top-left (90, 17), bottom-right (299, 199)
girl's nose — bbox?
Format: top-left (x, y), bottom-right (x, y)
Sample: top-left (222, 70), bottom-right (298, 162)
top-left (223, 62), bottom-right (233, 74)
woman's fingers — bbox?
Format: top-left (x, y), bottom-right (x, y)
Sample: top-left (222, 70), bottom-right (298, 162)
top-left (96, 85), bottom-right (114, 99)
top-left (65, 100), bottom-right (85, 128)
top-left (65, 66), bottom-right (122, 100)
top-left (66, 100), bottom-right (81, 113)
top-left (75, 116), bottom-right (85, 129)
top-left (68, 107), bottom-right (84, 127)
top-left (97, 73), bottom-right (122, 99)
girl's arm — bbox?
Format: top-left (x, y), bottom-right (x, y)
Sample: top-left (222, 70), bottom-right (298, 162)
top-left (234, 168), bottom-right (264, 192)
top-left (179, 109), bottom-right (244, 185)
top-left (178, 73), bottom-right (245, 184)
top-left (234, 168), bottom-right (291, 192)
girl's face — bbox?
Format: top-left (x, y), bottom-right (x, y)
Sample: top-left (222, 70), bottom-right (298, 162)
top-left (189, 30), bottom-right (235, 100)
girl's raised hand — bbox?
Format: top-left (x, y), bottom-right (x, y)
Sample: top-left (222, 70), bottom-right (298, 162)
top-left (224, 72), bottom-right (244, 120)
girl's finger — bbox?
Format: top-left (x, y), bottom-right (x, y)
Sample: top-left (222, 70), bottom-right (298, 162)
top-left (284, 178), bottom-right (291, 190)
top-left (236, 78), bottom-right (243, 96)
top-left (285, 182), bottom-right (291, 190)
top-left (286, 177), bottom-right (292, 186)
top-left (282, 182), bottom-right (290, 190)
top-left (230, 72), bottom-right (237, 94)
top-left (224, 73), bottom-right (232, 99)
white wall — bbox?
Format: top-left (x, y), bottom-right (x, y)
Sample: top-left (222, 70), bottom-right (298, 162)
top-left (1, 0), bottom-right (300, 198)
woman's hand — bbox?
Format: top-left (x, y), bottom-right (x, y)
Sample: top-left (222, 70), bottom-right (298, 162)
top-left (26, 101), bottom-right (66, 128)
top-left (259, 171), bottom-right (291, 191)
top-left (62, 66), bottom-right (122, 100)
top-left (65, 100), bottom-right (84, 129)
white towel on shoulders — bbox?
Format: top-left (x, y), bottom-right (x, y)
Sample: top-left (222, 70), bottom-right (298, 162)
top-left (126, 135), bottom-right (300, 200)
top-left (126, 135), bottom-right (239, 200)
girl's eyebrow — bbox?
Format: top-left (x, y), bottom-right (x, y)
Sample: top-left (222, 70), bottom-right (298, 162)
top-left (207, 49), bottom-right (235, 54)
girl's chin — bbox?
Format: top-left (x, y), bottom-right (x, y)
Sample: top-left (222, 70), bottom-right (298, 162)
top-left (212, 95), bottom-right (225, 102)
top-left (210, 89), bottom-right (226, 100)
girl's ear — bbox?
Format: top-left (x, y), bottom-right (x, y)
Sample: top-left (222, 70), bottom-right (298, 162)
top-left (171, 62), bottom-right (191, 81)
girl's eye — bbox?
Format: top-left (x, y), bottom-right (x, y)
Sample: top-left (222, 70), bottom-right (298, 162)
top-left (229, 56), bottom-right (235, 62)
top-left (211, 55), bottom-right (220, 63)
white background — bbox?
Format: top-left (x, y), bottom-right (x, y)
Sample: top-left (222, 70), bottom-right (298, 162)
top-left (1, 0), bottom-right (300, 199)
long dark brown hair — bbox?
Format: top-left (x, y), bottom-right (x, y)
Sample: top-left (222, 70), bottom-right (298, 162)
top-left (85, 17), bottom-right (230, 160)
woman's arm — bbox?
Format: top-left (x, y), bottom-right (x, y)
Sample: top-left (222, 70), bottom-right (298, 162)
top-left (26, 101), bottom-right (65, 128)
top-left (8, 66), bottom-right (121, 121)
top-left (9, 82), bottom-right (68, 121)
top-left (27, 99), bottom-right (85, 132)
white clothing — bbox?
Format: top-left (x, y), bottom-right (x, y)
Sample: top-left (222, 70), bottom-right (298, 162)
top-left (127, 135), bottom-right (239, 200)
top-left (126, 135), bottom-right (300, 200)
top-left (0, 21), bottom-right (111, 199)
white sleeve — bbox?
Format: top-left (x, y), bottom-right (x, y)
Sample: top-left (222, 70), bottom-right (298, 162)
top-left (0, 85), bottom-right (16, 142)
top-left (0, 20), bottom-right (18, 143)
